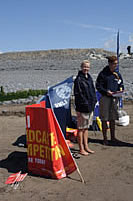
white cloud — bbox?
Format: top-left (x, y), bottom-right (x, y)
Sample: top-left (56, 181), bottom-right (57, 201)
top-left (62, 20), bottom-right (116, 32)
top-left (78, 23), bottom-right (116, 32)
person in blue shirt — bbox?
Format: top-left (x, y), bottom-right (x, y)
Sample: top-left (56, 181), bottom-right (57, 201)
top-left (96, 56), bottom-right (124, 145)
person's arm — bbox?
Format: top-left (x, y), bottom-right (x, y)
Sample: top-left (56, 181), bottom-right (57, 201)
top-left (74, 78), bottom-right (86, 103)
top-left (96, 72), bottom-right (108, 96)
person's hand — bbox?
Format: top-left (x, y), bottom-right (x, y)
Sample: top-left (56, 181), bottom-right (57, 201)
top-left (107, 90), bottom-right (113, 96)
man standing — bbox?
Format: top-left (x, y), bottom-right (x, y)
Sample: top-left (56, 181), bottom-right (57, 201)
top-left (96, 56), bottom-right (124, 145)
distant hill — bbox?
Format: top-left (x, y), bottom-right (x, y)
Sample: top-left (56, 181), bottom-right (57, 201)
top-left (0, 48), bottom-right (115, 72)
top-left (0, 48), bottom-right (133, 100)
top-left (0, 48), bottom-right (114, 60)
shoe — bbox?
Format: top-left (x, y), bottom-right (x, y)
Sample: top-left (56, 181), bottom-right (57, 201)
top-left (111, 138), bottom-right (119, 142)
top-left (111, 138), bottom-right (120, 145)
top-left (103, 140), bottom-right (108, 145)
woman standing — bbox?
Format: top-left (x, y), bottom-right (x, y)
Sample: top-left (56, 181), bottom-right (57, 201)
top-left (74, 60), bottom-right (96, 155)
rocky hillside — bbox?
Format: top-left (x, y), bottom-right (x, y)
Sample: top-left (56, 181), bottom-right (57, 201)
top-left (0, 48), bottom-right (133, 100)
top-left (0, 48), bottom-right (114, 71)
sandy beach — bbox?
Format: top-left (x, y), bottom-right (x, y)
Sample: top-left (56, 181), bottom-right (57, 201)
top-left (0, 101), bottom-right (133, 201)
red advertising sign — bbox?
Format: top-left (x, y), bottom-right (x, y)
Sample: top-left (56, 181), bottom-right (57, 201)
top-left (26, 101), bottom-right (77, 179)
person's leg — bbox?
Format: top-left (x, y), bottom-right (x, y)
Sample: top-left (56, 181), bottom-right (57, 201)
top-left (110, 120), bottom-right (116, 141)
top-left (109, 97), bottom-right (119, 142)
top-left (99, 96), bottom-right (109, 145)
top-left (77, 129), bottom-right (88, 155)
top-left (102, 121), bottom-right (108, 145)
top-left (83, 129), bottom-right (94, 153)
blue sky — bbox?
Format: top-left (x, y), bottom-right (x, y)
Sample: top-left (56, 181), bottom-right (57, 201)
top-left (0, 0), bottom-right (133, 53)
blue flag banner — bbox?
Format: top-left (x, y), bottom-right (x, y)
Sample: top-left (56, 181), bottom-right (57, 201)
top-left (47, 76), bottom-right (74, 137)
top-left (94, 91), bottom-right (101, 118)
top-left (116, 30), bottom-right (123, 108)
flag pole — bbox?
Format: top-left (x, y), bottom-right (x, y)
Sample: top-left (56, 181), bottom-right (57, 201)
top-left (116, 29), bottom-right (123, 109)
top-left (116, 29), bottom-right (119, 72)
top-left (76, 166), bottom-right (85, 183)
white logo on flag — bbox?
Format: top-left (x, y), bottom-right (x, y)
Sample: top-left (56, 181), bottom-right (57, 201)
top-left (55, 84), bottom-right (71, 99)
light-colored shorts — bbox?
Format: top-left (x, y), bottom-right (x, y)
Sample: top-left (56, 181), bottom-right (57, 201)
top-left (76, 111), bottom-right (94, 129)
top-left (99, 96), bottom-right (118, 121)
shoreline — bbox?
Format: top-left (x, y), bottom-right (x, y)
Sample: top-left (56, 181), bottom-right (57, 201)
top-left (0, 99), bottom-right (132, 117)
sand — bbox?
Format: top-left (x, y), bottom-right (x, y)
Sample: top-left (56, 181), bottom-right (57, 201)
top-left (0, 101), bottom-right (133, 201)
